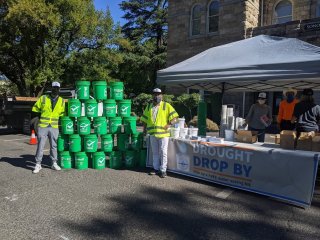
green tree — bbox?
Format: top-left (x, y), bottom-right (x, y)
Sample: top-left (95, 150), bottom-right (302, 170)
top-left (132, 93), bottom-right (152, 116)
top-left (176, 93), bottom-right (201, 120)
top-left (118, 0), bottom-right (168, 93)
top-left (0, 0), bottom-right (119, 96)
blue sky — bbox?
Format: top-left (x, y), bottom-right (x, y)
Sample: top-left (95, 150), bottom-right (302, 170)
top-left (94, 0), bottom-right (126, 25)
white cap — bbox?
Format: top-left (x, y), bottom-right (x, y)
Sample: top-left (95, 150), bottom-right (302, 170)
top-left (52, 82), bottom-right (61, 87)
top-left (258, 92), bottom-right (267, 99)
top-left (153, 88), bottom-right (162, 93)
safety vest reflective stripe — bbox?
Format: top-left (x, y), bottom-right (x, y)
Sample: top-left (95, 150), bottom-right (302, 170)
top-left (163, 102), bottom-right (166, 111)
top-left (168, 111), bottom-right (178, 118)
top-left (149, 131), bottom-right (169, 135)
top-left (147, 126), bottom-right (166, 131)
top-left (41, 117), bottom-right (59, 121)
top-left (40, 119), bottom-right (59, 124)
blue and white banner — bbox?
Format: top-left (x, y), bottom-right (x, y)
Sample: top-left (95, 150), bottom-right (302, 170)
top-left (147, 139), bottom-right (319, 207)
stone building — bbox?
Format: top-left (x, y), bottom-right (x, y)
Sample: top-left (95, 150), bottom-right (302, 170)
top-left (166, 0), bottom-right (320, 124)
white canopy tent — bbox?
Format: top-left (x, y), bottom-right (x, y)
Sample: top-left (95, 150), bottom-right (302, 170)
top-left (157, 35), bottom-right (320, 92)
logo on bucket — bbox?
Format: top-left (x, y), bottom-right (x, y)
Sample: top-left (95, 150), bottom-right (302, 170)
top-left (77, 158), bottom-right (84, 161)
top-left (104, 140), bottom-right (112, 146)
top-left (66, 122), bottom-right (73, 129)
top-left (80, 123), bottom-right (90, 131)
top-left (106, 106), bottom-right (116, 114)
top-left (87, 140), bottom-right (96, 148)
top-left (98, 157), bottom-right (105, 165)
top-left (87, 106), bottom-right (96, 112)
top-left (120, 106), bottom-right (129, 115)
top-left (70, 105), bottom-right (80, 113)
top-left (126, 156), bottom-right (133, 164)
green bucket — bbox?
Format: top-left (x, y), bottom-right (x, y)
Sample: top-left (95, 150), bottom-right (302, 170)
top-left (138, 149), bottom-right (147, 167)
top-left (69, 134), bottom-right (82, 152)
top-left (85, 99), bottom-right (98, 117)
top-left (131, 132), bottom-right (143, 150)
top-left (83, 134), bottom-right (98, 152)
top-left (68, 99), bottom-right (82, 117)
top-left (77, 117), bottom-right (91, 135)
top-left (109, 117), bottom-right (122, 134)
top-left (109, 82), bottom-right (124, 100)
top-left (117, 99), bottom-right (131, 117)
top-left (92, 151), bottom-right (106, 170)
top-left (101, 134), bottom-right (113, 152)
top-left (103, 99), bottom-right (117, 117)
top-left (117, 133), bottom-right (130, 151)
top-left (93, 81), bottom-right (107, 100)
top-left (93, 117), bottom-right (108, 135)
top-left (60, 116), bottom-right (74, 135)
top-left (124, 150), bottom-right (136, 168)
top-left (59, 151), bottom-right (72, 169)
top-left (109, 151), bottom-right (122, 169)
top-left (75, 152), bottom-right (88, 170)
top-left (123, 116), bottom-right (137, 134)
top-left (57, 134), bottom-right (69, 152)
top-left (75, 81), bottom-right (91, 100)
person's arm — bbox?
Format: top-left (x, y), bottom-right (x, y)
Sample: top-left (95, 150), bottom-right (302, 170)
top-left (32, 97), bottom-right (42, 113)
top-left (164, 104), bottom-right (179, 130)
top-left (277, 101), bottom-right (283, 124)
top-left (291, 104), bottom-right (298, 124)
top-left (267, 106), bottom-right (273, 125)
top-left (245, 105), bottom-right (254, 125)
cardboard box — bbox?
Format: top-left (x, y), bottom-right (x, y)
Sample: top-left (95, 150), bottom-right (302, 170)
top-left (236, 130), bottom-right (258, 143)
top-left (296, 132), bottom-right (315, 151)
top-left (297, 132), bottom-right (315, 151)
top-left (280, 130), bottom-right (296, 150)
top-left (270, 134), bottom-right (280, 144)
top-left (312, 134), bottom-right (320, 152)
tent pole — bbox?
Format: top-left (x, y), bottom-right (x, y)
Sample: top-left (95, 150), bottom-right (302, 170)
top-left (242, 92), bottom-right (246, 118)
top-left (221, 82), bottom-right (225, 104)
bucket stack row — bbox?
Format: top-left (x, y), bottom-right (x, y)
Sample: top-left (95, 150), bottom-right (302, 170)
top-left (57, 80), bottom-right (147, 170)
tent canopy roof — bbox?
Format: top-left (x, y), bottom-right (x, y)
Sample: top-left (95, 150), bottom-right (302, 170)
top-left (157, 35), bottom-right (320, 92)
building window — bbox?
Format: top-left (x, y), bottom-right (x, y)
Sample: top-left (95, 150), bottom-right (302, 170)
top-left (273, 1), bottom-right (292, 24)
top-left (208, 1), bottom-right (219, 33)
top-left (317, 0), bottom-right (320, 17)
top-left (191, 5), bottom-right (201, 36)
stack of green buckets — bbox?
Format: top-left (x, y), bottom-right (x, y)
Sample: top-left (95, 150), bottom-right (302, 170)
top-left (57, 80), bottom-right (147, 170)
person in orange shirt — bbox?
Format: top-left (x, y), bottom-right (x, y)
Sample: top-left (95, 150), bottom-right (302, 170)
top-left (277, 88), bottom-right (299, 131)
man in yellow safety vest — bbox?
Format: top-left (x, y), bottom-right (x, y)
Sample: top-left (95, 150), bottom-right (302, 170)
top-left (141, 88), bottom-right (179, 178)
top-left (32, 82), bottom-right (65, 174)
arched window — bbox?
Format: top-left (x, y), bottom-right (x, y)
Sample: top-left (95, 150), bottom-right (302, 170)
top-left (273, 0), bottom-right (292, 24)
top-left (191, 5), bottom-right (201, 36)
top-left (208, 1), bottom-right (219, 33)
top-left (317, 0), bottom-right (320, 17)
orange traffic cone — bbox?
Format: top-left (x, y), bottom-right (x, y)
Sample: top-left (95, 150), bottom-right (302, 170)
top-left (29, 130), bottom-right (37, 145)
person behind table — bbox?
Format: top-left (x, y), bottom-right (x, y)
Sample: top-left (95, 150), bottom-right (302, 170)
top-left (277, 88), bottom-right (299, 131)
top-left (245, 92), bottom-right (272, 142)
top-left (141, 88), bottom-right (178, 178)
top-left (32, 82), bottom-right (65, 174)
top-left (291, 88), bottom-right (320, 136)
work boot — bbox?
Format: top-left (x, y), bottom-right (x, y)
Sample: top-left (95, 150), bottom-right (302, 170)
top-left (33, 164), bottom-right (42, 174)
top-left (51, 162), bottom-right (61, 171)
top-left (149, 170), bottom-right (159, 175)
top-left (159, 171), bottom-right (167, 178)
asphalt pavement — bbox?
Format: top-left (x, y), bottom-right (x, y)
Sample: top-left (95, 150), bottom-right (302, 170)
top-left (0, 132), bottom-right (320, 240)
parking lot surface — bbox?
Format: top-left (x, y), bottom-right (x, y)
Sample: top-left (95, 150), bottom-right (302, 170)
top-left (0, 132), bottom-right (320, 240)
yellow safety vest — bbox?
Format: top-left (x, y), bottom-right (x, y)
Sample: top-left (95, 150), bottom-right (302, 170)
top-left (32, 95), bottom-right (65, 128)
top-left (141, 101), bottom-right (179, 138)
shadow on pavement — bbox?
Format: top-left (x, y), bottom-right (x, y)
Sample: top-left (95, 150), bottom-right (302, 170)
top-left (58, 185), bottom-right (320, 240)
top-left (0, 154), bottom-right (52, 170)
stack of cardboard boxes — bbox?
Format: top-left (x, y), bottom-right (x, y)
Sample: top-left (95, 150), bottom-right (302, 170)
top-left (280, 131), bottom-right (320, 151)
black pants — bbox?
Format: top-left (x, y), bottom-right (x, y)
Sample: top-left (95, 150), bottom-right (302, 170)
top-left (248, 127), bottom-right (265, 142)
top-left (280, 120), bottom-right (295, 131)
